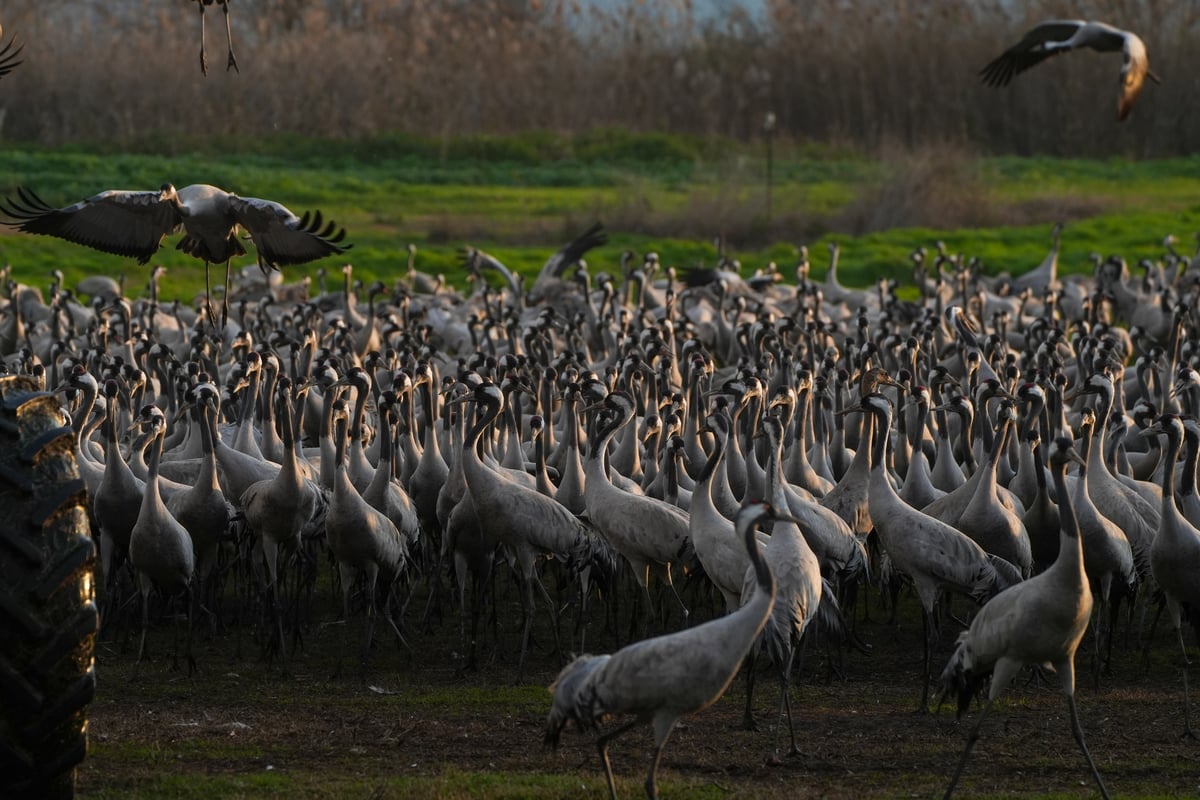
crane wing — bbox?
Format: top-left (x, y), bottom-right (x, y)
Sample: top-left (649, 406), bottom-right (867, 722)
top-left (463, 247), bottom-right (522, 300)
top-left (229, 196), bottom-right (352, 270)
top-left (534, 222), bottom-right (608, 288)
top-left (979, 19), bottom-right (1086, 87)
top-left (0, 187), bottom-right (180, 264)
top-left (0, 27), bottom-right (23, 79)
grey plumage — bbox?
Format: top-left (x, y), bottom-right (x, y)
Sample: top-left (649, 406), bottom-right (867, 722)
top-left (545, 500), bottom-right (787, 800)
top-left (981, 19), bottom-right (1158, 121)
top-left (939, 437), bottom-right (1109, 799)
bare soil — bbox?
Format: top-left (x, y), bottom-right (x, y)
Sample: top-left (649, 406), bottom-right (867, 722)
top-left (77, 578), bottom-right (1200, 799)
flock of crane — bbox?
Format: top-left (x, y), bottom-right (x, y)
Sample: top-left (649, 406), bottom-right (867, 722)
top-left (1, 205), bottom-right (1198, 796)
top-left (0, 11), bottom-right (1185, 800)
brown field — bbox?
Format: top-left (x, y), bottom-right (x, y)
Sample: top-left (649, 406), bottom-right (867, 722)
top-left (77, 575), bottom-right (1200, 799)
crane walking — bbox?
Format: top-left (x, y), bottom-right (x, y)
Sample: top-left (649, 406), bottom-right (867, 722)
top-left (545, 501), bottom-right (795, 800)
top-left (939, 437), bottom-right (1109, 799)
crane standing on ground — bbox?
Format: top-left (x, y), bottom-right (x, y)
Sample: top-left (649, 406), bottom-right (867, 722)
top-left (939, 437), bottom-right (1110, 800)
top-left (545, 500), bottom-right (795, 800)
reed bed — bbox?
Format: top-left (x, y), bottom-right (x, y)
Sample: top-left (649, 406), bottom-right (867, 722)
top-left (2, 0), bottom-right (1198, 156)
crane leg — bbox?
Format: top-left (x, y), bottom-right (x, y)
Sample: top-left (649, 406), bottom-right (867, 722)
top-left (943, 696), bottom-right (993, 800)
top-left (596, 719), bottom-right (641, 800)
top-left (1066, 692), bottom-right (1111, 799)
top-left (645, 717), bottom-right (678, 800)
top-left (183, 584), bottom-right (197, 676)
top-left (221, 1), bottom-right (239, 73)
top-left (380, 579), bottom-right (412, 658)
top-left (769, 645), bottom-right (799, 762)
top-left (203, 261), bottom-right (218, 330)
top-left (197, 1), bottom-right (209, 76)
top-left (532, 569), bottom-right (563, 663)
top-left (222, 258), bottom-right (233, 330)
top-left (516, 574), bottom-right (535, 682)
top-left (132, 584), bottom-right (152, 682)
top-left (331, 565), bottom-right (355, 680)
top-left (576, 566), bottom-right (592, 654)
top-left (919, 607), bottom-right (935, 713)
top-left (742, 647), bottom-right (759, 731)
top-left (663, 567), bottom-right (689, 625)
top-left (467, 567), bottom-right (485, 672)
top-left (1141, 595), bottom-right (1166, 670)
top-left (1178, 625), bottom-right (1197, 739)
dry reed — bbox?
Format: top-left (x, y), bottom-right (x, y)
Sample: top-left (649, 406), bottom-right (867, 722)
top-left (1, 0), bottom-right (1196, 155)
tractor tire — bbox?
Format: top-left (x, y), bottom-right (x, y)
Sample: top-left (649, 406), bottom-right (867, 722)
top-left (0, 376), bottom-right (96, 800)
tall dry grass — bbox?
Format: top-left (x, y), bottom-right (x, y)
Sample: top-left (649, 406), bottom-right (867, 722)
top-left (1, 0), bottom-right (1198, 156)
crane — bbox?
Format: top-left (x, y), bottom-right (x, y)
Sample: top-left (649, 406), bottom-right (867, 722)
top-left (981, 19), bottom-right (1159, 121)
top-left (745, 415), bottom-right (826, 760)
top-left (545, 500), bottom-right (793, 800)
top-left (128, 404), bottom-right (196, 677)
top-left (0, 184), bottom-right (351, 328)
top-left (583, 390), bottom-right (692, 633)
top-left (451, 379), bottom-right (603, 680)
top-left (847, 391), bottom-right (1022, 710)
top-left (1144, 414), bottom-right (1200, 738)
top-left (325, 398), bottom-right (410, 677)
top-left (939, 437), bottom-right (1110, 799)
top-left (239, 377), bottom-right (320, 662)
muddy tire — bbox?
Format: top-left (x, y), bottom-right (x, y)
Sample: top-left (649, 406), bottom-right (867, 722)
top-left (0, 376), bottom-right (96, 800)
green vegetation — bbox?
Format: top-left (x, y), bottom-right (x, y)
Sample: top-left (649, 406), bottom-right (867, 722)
top-left (1, 133), bottom-right (1196, 306)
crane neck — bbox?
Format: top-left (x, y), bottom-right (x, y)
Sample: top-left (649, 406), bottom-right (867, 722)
top-left (1160, 426), bottom-right (1183, 503)
top-left (1050, 457), bottom-right (1082, 544)
top-left (740, 513), bottom-right (776, 607)
top-left (1182, 427), bottom-right (1200, 499)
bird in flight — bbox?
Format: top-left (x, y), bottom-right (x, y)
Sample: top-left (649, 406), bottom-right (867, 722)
top-left (193, 0), bottom-right (239, 76)
top-left (0, 183), bottom-right (351, 327)
top-left (0, 24), bottom-right (23, 80)
top-left (980, 19), bottom-right (1159, 121)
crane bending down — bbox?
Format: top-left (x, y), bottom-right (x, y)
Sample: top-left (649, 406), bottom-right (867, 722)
top-left (193, 0), bottom-right (239, 75)
top-left (545, 500), bottom-right (794, 800)
top-left (980, 19), bottom-right (1159, 121)
top-left (0, 183), bottom-right (351, 327)
top-left (939, 437), bottom-right (1110, 800)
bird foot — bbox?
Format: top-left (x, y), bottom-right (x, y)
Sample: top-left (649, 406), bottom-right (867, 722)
top-left (227, 51), bottom-right (239, 73)
top-left (741, 718), bottom-right (760, 732)
top-left (200, 52), bottom-right (209, 77)
top-left (766, 754), bottom-right (783, 767)
top-left (1182, 727), bottom-right (1197, 741)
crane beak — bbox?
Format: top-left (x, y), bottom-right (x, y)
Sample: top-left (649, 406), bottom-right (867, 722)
top-left (835, 403), bottom-right (864, 417)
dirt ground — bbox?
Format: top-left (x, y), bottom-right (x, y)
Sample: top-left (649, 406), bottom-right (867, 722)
top-left (76, 578), bottom-right (1200, 799)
